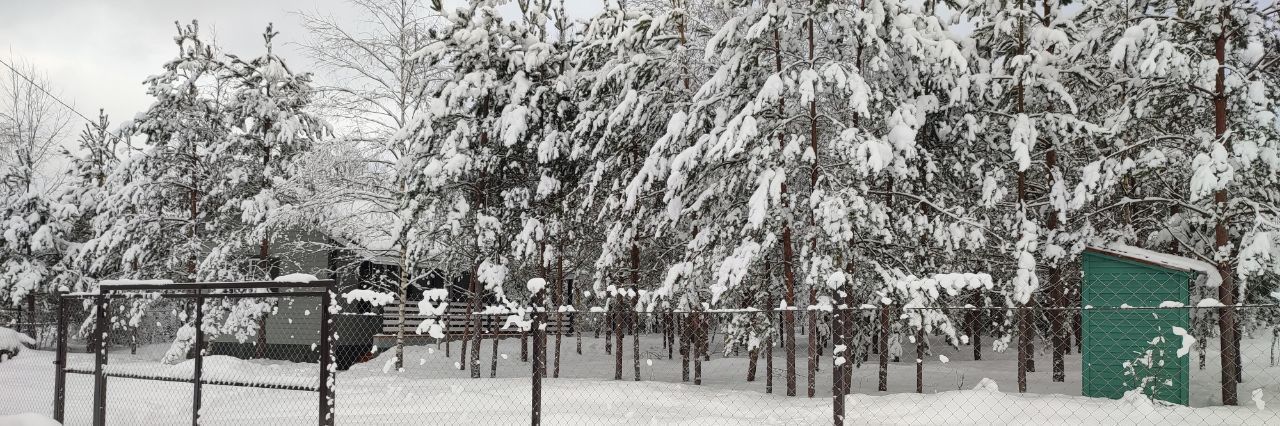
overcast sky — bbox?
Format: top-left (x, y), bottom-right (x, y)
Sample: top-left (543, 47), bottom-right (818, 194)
top-left (1, 0), bottom-right (604, 135)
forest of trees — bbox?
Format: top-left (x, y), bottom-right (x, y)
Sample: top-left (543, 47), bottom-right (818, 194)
top-left (2, 0), bottom-right (1278, 406)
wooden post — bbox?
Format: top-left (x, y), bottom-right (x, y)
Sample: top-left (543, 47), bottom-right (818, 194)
top-left (53, 289), bottom-right (68, 423)
top-left (91, 292), bottom-right (109, 426)
top-left (319, 285), bottom-right (334, 426)
top-left (193, 288), bottom-right (205, 426)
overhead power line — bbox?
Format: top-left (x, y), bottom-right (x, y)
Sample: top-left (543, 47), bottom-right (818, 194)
top-left (0, 56), bottom-right (94, 124)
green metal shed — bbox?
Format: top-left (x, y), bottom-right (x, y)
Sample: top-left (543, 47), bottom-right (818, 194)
top-left (1080, 245), bottom-right (1215, 405)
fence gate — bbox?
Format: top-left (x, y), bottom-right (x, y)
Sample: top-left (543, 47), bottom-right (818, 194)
top-left (53, 280), bottom-right (336, 425)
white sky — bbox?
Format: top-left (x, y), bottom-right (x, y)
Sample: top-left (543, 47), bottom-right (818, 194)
top-left (0, 0), bottom-right (604, 136)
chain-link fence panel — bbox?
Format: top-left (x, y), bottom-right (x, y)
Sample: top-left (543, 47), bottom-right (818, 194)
top-left (7, 281), bottom-right (1280, 425)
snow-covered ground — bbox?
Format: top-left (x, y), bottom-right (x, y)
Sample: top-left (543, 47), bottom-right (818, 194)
top-left (1, 332), bottom-right (1277, 425)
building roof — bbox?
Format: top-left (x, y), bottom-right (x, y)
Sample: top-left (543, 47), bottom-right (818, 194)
top-left (1085, 243), bottom-right (1223, 288)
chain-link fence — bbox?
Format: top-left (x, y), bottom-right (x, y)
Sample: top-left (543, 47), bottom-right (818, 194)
top-left (4, 296), bottom-right (1280, 424)
top-left (18, 281), bottom-right (337, 425)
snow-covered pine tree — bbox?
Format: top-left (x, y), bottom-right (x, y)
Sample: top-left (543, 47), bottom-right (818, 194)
top-left (417, 0), bottom-right (579, 378)
top-left (568, 0), bottom-right (715, 382)
top-left (211, 23), bottom-right (327, 280)
top-left (196, 24), bottom-right (329, 356)
top-left (956, 0), bottom-right (1102, 392)
top-left (85, 21), bottom-right (236, 363)
top-left (94, 20), bottom-right (229, 283)
top-left (58, 110), bottom-right (123, 294)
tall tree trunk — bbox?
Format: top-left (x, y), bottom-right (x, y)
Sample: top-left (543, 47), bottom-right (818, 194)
top-left (878, 304), bottom-right (890, 391)
top-left (490, 316), bottom-right (500, 378)
top-left (255, 136), bottom-right (275, 359)
top-left (693, 310), bottom-right (703, 385)
top-left (971, 293), bottom-right (983, 361)
top-left (631, 243), bottom-right (641, 381)
top-left (767, 293), bottom-right (776, 394)
top-left (768, 18), bottom-right (799, 399)
top-left (554, 242), bottom-right (565, 378)
top-left (667, 306), bottom-right (675, 359)
top-left (878, 179), bottom-right (895, 392)
top-left (1014, 0), bottom-right (1033, 392)
top-left (605, 306), bottom-right (613, 354)
top-left (916, 327), bottom-right (925, 393)
top-left (633, 296), bottom-right (641, 381)
top-left (615, 292), bottom-right (624, 380)
top-left (680, 311), bottom-right (690, 381)
top-left (1036, 0), bottom-right (1065, 383)
top-left (1213, 14), bottom-right (1238, 405)
top-left (804, 4), bottom-right (819, 399)
top-left (395, 247), bottom-right (408, 370)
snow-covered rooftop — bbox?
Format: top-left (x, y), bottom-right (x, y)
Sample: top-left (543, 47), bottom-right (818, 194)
top-left (1088, 244), bottom-right (1223, 287)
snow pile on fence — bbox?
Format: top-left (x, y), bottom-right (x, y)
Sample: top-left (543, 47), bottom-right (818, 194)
top-left (343, 289), bottom-right (394, 307)
top-left (273, 273), bottom-right (320, 283)
top-left (98, 279), bottom-right (175, 287)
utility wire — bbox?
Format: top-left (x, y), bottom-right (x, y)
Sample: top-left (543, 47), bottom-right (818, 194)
top-left (0, 56), bottom-right (94, 124)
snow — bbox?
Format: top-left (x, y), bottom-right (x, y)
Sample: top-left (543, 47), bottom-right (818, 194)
top-left (1095, 244), bottom-right (1223, 288)
top-left (0, 327), bottom-right (37, 355)
top-left (4, 326), bottom-right (1280, 424)
top-left (98, 279), bottom-right (174, 287)
top-left (0, 413), bottom-right (60, 426)
top-left (342, 289), bottom-right (394, 307)
top-left (273, 273), bottom-right (320, 283)
top-left (1171, 326), bottom-right (1196, 358)
top-left (527, 278), bottom-right (547, 295)
top-left (1196, 298), bottom-right (1225, 308)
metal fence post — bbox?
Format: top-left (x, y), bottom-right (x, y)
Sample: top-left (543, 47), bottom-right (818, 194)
top-left (832, 309), bottom-right (844, 426)
top-left (319, 285), bottom-right (334, 426)
top-left (92, 292), bottom-right (109, 426)
top-left (53, 289), bottom-right (68, 422)
top-left (531, 305), bottom-right (544, 426)
top-left (193, 287), bottom-right (204, 426)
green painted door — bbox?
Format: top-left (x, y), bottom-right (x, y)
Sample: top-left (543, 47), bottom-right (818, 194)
top-left (1081, 251), bottom-right (1191, 405)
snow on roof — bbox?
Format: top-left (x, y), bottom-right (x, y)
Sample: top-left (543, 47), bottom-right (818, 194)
top-left (1089, 244), bottom-right (1223, 287)
top-left (99, 279), bottom-right (175, 287)
top-left (274, 273), bottom-right (320, 283)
